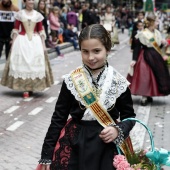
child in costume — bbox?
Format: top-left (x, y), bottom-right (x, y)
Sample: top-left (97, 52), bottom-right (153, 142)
top-left (37, 24), bottom-right (136, 170)
top-left (127, 13), bottom-right (170, 106)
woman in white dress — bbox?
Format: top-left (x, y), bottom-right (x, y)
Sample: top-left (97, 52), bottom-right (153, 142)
top-left (102, 5), bottom-right (119, 45)
top-left (1, 0), bottom-right (54, 98)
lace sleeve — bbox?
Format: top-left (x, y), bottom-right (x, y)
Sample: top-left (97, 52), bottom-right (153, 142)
top-left (39, 159), bottom-right (52, 165)
top-left (11, 29), bottom-right (19, 39)
top-left (109, 124), bottom-right (124, 146)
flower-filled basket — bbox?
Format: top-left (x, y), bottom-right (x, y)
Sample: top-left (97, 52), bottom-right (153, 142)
top-left (113, 118), bottom-right (170, 170)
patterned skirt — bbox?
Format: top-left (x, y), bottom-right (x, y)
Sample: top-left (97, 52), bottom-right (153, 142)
top-left (1, 52), bottom-right (54, 92)
top-left (50, 119), bottom-right (118, 170)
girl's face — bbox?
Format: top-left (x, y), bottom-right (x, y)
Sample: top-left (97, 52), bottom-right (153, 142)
top-left (138, 13), bottom-right (144, 20)
top-left (106, 7), bottom-right (111, 13)
top-left (25, 0), bottom-right (34, 9)
top-left (137, 23), bottom-right (143, 31)
top-left (39, 1), bottom-right (45, 10)
top-left (54, 8), bottom-right (59, 14)
top-left (81, 39), bottom-right (108, 69)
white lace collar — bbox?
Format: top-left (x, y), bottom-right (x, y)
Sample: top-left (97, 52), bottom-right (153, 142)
top-left (64, 65), bottom-right (130, 120)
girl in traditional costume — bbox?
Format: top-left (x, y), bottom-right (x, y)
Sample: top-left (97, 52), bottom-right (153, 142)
top-left (127, 13), bottom-right (170, 106)
top-left (37, 24), bottom-right (136, 170)
top-left (1, 0), bottom-right (54, 98)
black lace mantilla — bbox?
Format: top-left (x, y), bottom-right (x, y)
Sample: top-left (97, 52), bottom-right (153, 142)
top-left (50, 120), bottom-right (80, 170)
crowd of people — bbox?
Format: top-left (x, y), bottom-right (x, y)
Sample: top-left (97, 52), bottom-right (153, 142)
top-left (0, 0), bottom-right (133, 99)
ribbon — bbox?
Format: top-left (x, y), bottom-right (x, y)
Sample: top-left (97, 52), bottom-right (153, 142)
top-left (146, 148), bottom-right (170, 168)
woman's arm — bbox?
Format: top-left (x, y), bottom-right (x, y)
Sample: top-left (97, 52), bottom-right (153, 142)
top-left (11, 19), bottom-right (20, 44)
top-left (37, 21), bottom-right (47, 51)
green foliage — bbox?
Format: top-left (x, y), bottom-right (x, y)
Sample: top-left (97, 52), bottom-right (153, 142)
top-left (168, 58), bottom-right (170, 65)
top-left (123, 142), bottom-right (157, 169)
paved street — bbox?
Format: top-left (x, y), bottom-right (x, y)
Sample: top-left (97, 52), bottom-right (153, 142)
top-left (0, 30), bottom-right (170, 170)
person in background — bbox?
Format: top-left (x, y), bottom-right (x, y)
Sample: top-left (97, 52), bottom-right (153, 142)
top-left (36, 24), bottom-right (136, 170)
top-left (63, 23), bottom-right (79, 50)
top-left (102, 5), bottom-right (115, 32)
top-left (0, 0), bottom-right (54, 98)
top-left (67, 8), bottom-right (78, 28)
top-left (120, 7), bottom-right (127, 34)
top-left (78, 9), bottom-right (83, 31)
top-left (102, 4), bottom-right (119, 46)
top-left (95, 9), bottom-right (101, 24)
top-left (61, 6), bottom-right (68, 29)
top-left (81, 4), bottom-right (90, 29)
top-left (127, 16), bottom-right (133, 36)
top-left (37, 0), bottom-right (50, 47)
top-left (0, 0), bottom-right (19, 60)
top-left (127, 13), bottom-right (170, 106)
top-left (130, 11), bottom-right (145, 51)
top-left (130, 20), bottom-right (144, 52)
top-left (73, 1), bottom-right (81, 13)
top-left (53, 0), bottom-right (64, 9)
top-left (49, 6), bottom-right (62, 45)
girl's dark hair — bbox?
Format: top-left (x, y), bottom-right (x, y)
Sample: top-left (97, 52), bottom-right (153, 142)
top-left (137, 20), bottom-right (143, 26)
top-left (106, 4), bottom-right (111, 9)
top-left (78, 24), bottom-right (112, 51)
top-left (137, 11), bottom-right (145, 16)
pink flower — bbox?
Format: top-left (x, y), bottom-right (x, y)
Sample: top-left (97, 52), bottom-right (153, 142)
top-left (116, 160), bottom-right (131, 170)
top-left (113, 155), bottom-right (127, 168)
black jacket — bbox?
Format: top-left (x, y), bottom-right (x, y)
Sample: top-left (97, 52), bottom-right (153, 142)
top-left (41, 81), bottom-right (136, 160)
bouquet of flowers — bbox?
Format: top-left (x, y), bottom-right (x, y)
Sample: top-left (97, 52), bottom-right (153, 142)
top-left (113, 118), bottom-right (170, 170)
top-left (113, 150), bottom-right (157, 170)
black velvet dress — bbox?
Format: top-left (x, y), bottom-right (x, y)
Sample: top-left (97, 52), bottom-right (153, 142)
top-left (40, 67), bottom-right (136, 170)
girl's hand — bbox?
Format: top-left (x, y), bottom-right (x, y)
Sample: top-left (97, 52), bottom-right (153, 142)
top-left (130, 60), bottom-right (136, 67)
top-left (41, 164), bottom-right (50, 170)
top-left (99, 126), bottom-right (118, 143)
top-left (161, 39), bottom-right (168, 47)
top-left (44, 46), bottom-right (47, 52)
